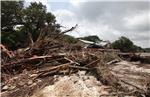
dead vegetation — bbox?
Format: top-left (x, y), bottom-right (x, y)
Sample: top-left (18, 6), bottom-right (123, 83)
top-left (1, 25), bottom-right (150, 97)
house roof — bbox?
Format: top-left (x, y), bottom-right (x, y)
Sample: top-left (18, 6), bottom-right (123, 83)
top-left (79, 39), bottom-right (95, 44)
top-left (79, 39), bottom-right (108, 46)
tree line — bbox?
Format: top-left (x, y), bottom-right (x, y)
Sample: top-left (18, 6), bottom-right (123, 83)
top-left (80, 35), bottom-right (144, 52)
top-left (1, 1), bottom-right (60, 50)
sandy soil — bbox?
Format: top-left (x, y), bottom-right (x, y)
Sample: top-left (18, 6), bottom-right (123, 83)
top-left (31, 71), bottom-right (113, 97)
top-left (110, 61), bottom-right (150, 91)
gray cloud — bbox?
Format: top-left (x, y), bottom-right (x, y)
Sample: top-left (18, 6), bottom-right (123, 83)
top-left (74, 1), bottom-right (150, 31)
top-left (75, 2), bottom-right (149, 20)
top-left (52, 1), bottom-right (150, 48)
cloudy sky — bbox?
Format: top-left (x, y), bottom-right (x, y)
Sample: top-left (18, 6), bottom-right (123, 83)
top-left (25, 0), bottom-right (150, 48)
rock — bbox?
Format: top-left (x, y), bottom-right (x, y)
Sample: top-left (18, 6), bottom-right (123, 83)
top-left (29, 82), bottom-right (37, 88)
top-left (2, 85), bottom-right (8, 90)
top-left (18, 81), bottom-right (24, 86)
top-left (37, 79), bottom-right (42, 83)
top-left (9, 85), bottom-right (16, 90)
top-left (31, 74), bottom-right (101, 97)
top-left (78, 71), bottom-right (86, 76)
top-left (29, 74), bottom-right (38, 77)
top-left (28, 80), bottom-right (33, 85)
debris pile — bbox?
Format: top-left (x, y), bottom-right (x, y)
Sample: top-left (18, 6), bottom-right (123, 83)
top-left (1, 26), bottom-right (150, 97)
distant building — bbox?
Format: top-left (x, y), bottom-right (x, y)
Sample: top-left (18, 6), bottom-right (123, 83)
top-left (78, 39), bottom-right (109, 49)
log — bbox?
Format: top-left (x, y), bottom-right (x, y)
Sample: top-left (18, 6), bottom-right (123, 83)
top-left (2, 55), bottom-right (64, 69)
top-left (69, 65), bottom-right (91, 70)
top-left (37, 62), bottom-right (72, 77)
top-left (64, 57), bottom-right (80, 65)
top-left (107, 59), bottom-right (120, 65)
top-left (1, 44), bottom-right (15, 58)
top-left (85, 59), bottom-right (100, 67)
top-left (38, 62), bottom-right (70, 73)
top-left (38, 64), bottom-right (92, 78)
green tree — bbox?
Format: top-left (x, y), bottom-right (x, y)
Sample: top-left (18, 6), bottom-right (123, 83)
top-left (112, 36), bottom-right (143, 52)
top-left (63, 35), bottom-right (78, 44)
top-left (1, 1), bottom-right (60, 50)
top-left (1, 1), bottom-right (25, 49)
top-left (22, 2), bottom-right (60, 42)
top-left (144, 48), bottom-right (150, 52)
top-left (1, 1), bottom-right (23, 32)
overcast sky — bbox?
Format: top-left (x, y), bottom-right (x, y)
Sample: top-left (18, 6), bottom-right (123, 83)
top-left (25, 0), bottom-right (150, 48)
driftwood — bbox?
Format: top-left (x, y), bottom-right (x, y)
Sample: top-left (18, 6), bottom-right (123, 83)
top-left (64, 57), bottom-right (80, 65)
top-left (69, 65), bottom-right (91, 70)
top-left (37, 62), bottom-right (73, 77)
top-left (107, 59), bottom-right (120, 65)
top-left (38, 62), bottom-right (70, 73)
top-left (85, 59), bottom-right (100, 67)
top-left (38, 64), bottom-right (91, 78)
top-left (2, 55), bottom-right (64, 69)
top-left (1, 44), bottom-right (15, 58)
top-left (27, 32), bottom-right (34, 46)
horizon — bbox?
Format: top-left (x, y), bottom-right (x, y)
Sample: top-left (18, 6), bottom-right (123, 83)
top-left (25, 0), bottom-right (150, 48)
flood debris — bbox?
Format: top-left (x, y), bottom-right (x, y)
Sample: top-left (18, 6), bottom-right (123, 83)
top-left (118, 53), bottom-right (150, 63)
top-left (1, 25), bottom-right (150, 97)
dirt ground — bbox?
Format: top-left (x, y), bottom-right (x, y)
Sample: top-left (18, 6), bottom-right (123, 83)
top-left (110, 61), bottom-right (150, 92)
top-left (30, 61), bottom-right (150, 97)
top-left (31, 71), bottom-right (136, 97)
